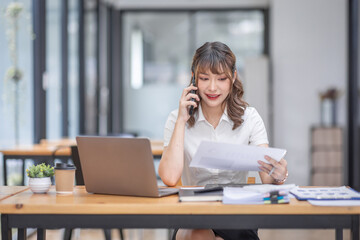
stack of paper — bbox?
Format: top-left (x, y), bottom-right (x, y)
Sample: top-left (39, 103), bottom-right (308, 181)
top-left (223, 184), bottom-right (296, 205)
top-left (242, 183), bottom-right (296, 194)
top-left (223, 188), bottom-right (264, 204)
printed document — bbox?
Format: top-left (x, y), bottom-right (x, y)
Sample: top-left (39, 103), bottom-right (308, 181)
top-left (189, 141), bottom-right (287, 171)
top-left (222, 184), bottom-right (295, 204)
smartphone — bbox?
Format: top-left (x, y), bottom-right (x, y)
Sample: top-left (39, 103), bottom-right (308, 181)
top-left (188, 71), bottom-right (196, 116)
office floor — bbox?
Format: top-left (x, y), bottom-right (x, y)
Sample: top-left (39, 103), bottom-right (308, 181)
top-left (27, 228), bottom-right (351, 240)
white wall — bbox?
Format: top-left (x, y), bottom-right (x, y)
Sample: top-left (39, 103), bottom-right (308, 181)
top-left (244, 56), bottom-right (270, 133)
top-left (271, 0), bottom-right (347, 185)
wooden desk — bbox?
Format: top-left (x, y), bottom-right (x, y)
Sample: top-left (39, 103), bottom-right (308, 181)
top-left (0, 186), bottom-right (29, 201)
top-left (0, 140), bottom-right (164, 185)
top-left (0, 186), bottom-right (359, 240)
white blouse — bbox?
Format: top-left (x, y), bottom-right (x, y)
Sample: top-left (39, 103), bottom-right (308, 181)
top-left (163, 105), bottom-right (269, 186)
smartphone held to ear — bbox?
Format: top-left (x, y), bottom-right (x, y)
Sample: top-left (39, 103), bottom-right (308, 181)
top-left (189, 73), bottom-right (196, 116)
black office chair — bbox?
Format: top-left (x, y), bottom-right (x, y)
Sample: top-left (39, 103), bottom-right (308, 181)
top-left (63, 146), bottom-right (124, 240)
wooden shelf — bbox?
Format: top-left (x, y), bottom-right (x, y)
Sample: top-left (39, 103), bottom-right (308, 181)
top-left (311, 127), bottom-right (343, 186)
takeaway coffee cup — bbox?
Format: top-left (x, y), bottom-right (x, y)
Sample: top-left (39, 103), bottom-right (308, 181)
top-left (54, 163), bottom-right (76, 194)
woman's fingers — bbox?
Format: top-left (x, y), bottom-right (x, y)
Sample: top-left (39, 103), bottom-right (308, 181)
top-left (258, 156), bottom-right (288, 181)
top-left (181, 85), bottom-right (197, 98)
top-left (180, 100), bottom-right (197, 109)
top-left (278, 158), bottom-right (288, 167)
top-left (258, 165), bottom-right (272, 174)
top-left (179, 86), bottom-right (199, 109)
top-left (264, 155), bottom-right (281, 168)
top-left (177, 86), bottom-right (199, 122)
top-left (257, 160), bottom-right (272, 172)
top-left (185, 93), bottom-right (200, 102)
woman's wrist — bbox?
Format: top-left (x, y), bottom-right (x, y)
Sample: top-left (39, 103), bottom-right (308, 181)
top-left (274, 170), bottom-right (288, 184)
top-left (176, 117), bottom-right (188, 126)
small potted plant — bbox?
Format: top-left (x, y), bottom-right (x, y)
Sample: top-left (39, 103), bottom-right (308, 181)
top-left (26, 163), bottom-right (54, 193)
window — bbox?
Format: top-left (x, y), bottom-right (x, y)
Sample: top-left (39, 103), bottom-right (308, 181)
top-left (122, 10), bottom-right (266, 138)
top-left (0, 0), bottom-right (33, 146)
top-left (46, 0), bottom-right (62, 139)
top-left (68, 0), bottom-right (79, 138)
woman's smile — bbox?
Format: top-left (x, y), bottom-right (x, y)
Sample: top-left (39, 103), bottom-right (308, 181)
top-left (205, 94), bottom-right (221, 100)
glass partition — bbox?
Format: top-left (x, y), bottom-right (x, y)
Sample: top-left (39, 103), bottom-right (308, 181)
top-left (46, 0), bottom-right (62, 139)
top-left (0, 0), bottom-right (33, 146)
top-left (195, 11), bottom-right (264, 72)
top-left (122, 10), bottom-right (265, 139)
top-left (84, 0), bottom-right (98, 134)
top-left (68, 0), bottom-right (79, 138)
top-left (122, 12), bottom-right (191, 138)
top-left (0, 0), bottom-right (33, 185)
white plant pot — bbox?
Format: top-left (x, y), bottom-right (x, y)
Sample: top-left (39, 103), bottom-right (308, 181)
top-left (29, 177), bottom-right (51, 194)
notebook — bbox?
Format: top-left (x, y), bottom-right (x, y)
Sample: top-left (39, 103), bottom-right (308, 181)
top-left (178, 187), bottom-right (223, 202)
top-left (76, 136), bottom-right (178, 197)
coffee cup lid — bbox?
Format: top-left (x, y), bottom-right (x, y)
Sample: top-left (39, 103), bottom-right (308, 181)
top-left (54, 163), bottom-right (76, 170)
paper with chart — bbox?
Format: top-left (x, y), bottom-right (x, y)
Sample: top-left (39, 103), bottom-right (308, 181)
top-left (189, 141), bottom-right (287, 171)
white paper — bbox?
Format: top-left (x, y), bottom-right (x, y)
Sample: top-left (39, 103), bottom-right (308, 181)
top-left (223, 187), bottom-right (264, 205)
top-left (308, 200), bottom-right (360, 206)
top-left (190, 141), bottom-right (287, 171)
top-left (242, 184), bottom-right (297, 194)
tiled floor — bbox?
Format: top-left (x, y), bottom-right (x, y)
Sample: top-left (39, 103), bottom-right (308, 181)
top-left (27, 228), bottom-right (351, 240)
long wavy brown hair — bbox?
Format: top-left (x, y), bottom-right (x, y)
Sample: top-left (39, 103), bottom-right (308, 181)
top-left (187, 42), bottom-right (248, 130)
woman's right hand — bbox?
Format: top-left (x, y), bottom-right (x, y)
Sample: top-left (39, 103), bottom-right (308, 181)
top-left (177, 85), bottom-right (199, 123)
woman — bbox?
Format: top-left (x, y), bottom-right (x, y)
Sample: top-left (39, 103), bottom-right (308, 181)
top-left (159, 42), bottom-right (288, 240)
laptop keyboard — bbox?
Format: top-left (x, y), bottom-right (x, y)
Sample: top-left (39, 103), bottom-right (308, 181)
top-left (158, 188), bottom-right (175, 193)
top-left (158, 188), bottom-right (178, 196)
top-left (205, 183), bottom-right (260, 189)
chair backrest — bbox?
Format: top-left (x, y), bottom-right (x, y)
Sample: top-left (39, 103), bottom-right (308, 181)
top-left (247, 177), bottom-right (256, 184)
top-left (70, 145), bottom-right (84, 185)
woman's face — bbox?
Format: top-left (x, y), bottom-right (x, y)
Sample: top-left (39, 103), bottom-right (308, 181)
top-left (197, 69), bottom-right (232, 110)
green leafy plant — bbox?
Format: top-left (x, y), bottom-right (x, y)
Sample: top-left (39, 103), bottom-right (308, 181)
top-left (26, 163), bottom-right (54, 178)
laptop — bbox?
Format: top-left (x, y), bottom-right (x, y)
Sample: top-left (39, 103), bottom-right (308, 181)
top-left (76, 136), bottom-right (178, 197)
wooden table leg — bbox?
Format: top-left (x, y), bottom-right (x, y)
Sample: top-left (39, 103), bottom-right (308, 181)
top-left (351, 215), bottom-right (359, 240)
top-left (1, 214), bottom-right (12, 240)
top-left (37, 228), bottom-right (46, 240)
top-left (18, 228), bottom-right (27, 240)
top-left (21, 159), bottom-right (26, 186)
top-left (3, 156), bottom-right (8, 185)
top-left (335, 228), bottom-right (343, 240)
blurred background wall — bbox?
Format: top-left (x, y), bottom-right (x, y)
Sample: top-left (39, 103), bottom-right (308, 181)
top-left (271, 0), bottom-right (346, 185)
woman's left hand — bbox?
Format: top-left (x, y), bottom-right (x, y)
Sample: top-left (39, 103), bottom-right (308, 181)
top-left (258, 156), bottom-right (288, 183)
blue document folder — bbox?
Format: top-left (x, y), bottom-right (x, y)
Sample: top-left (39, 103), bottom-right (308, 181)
top-left (290, 186), bottom-right (360, 201)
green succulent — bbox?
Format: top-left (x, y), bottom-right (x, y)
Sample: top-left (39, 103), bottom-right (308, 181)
top-left (26, 163), bottom-right (54, 178)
